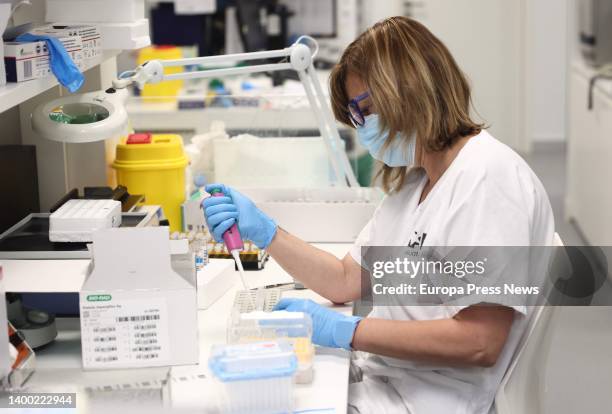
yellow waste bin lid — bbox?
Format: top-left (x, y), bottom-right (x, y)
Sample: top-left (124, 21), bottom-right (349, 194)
top-left (138, 45), bottom-right (183, 64)
top-left (113, 133), bottom-right (188, 171)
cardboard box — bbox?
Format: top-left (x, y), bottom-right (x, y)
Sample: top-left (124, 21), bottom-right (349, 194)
top-left (30, 24), bottom-right (102, 65)
top-left (4, 35), bottom-right (84, 83)
top-left (80, 227), bottom-right (198, 370)
top-left (197, 259), bottom-right (237, 309)
top-left (93, 19), bottom-right (150, 50)
top-left (169, 239), bottom-right (237, 310)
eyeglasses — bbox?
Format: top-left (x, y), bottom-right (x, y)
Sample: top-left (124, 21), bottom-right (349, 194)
top-left (347, 92), bottom-right (370, 127)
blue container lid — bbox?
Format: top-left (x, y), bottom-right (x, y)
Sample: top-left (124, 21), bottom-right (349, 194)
top-left (209, 340), bottom-right (297, 382)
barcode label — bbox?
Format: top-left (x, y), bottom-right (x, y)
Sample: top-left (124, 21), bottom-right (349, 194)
top-left (93, 327), bottom-right (115, 333)
top-left (116, 314), bottom-right (160, 323)
top-left (135, 339), bottom-right (157, 346)
top-left (93, 336), bottom-right (116, 342)
top-left (80, 297), bottom-right (169, 367)
top-left (132, 346), bottom-right (161, 352)
top-left (135, 332), bottom-right (157, 338)
top-left (95, 356), bottom-right (118, 363)
top-left (134, 324), bottom-right (157, 330)
top-left (95, 346), bottom-right (118, 352)
top-left (23, 60), bottom-right (33, 79)
top-left (135, 353), bottom-right (159, 360)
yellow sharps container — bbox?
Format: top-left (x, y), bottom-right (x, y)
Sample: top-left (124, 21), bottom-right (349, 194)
top-left (137, 46), bottom-right (183, 102)
top-left (113, 133), bottom-right (188, 231)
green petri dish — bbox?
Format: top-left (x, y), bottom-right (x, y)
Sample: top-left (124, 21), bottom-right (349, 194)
top-left (49, 103), bottom-right (110, 124)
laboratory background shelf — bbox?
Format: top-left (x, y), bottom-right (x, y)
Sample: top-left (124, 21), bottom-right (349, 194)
top-left (0, 50), bottom-right (121, 114)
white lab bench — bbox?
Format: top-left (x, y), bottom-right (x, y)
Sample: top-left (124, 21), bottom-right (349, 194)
top-left (5, 243), bottom-right (353, 413)
top-left (124, 69), bottom-right (356, 144)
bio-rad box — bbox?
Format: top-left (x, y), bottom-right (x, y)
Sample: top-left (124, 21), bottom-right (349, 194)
top-left (80, 227), bottom-right (198, 370)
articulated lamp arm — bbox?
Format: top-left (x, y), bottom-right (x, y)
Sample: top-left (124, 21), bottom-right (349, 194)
top-left (112, 37), bottom-right (358, 187)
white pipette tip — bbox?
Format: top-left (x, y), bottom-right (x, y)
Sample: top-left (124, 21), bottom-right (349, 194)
top-left (231, 249), bottom-right (257, 310)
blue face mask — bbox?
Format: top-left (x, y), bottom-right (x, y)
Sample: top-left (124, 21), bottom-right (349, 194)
top-left (356, 114), bottom-right (416, 167)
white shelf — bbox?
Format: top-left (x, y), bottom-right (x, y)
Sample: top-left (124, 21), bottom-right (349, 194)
top-left (126, 102), bottom-right (321, 131)
top-left (0, 50), bottom-right (120, 114)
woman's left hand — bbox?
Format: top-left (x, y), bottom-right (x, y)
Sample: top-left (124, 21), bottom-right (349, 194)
top-left (274, 298), bottom-right (362, 350)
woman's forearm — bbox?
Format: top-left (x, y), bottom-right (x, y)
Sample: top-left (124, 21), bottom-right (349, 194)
top-left (267, 228), bottom-right (361, 303)
top-left (352, 306), bottom-right (515, 367)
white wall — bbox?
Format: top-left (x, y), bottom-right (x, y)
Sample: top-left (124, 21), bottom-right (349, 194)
top-left (527, 0), bottom-right (569, 143)
top-left (360, 0), bottom-right (404, 29)
top-left (411, 0), bottom-right (527, 151)
top-left (358, 0), bottom-right (570, 147)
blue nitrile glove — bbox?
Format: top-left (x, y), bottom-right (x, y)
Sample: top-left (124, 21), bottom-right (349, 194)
top-left (202, 184), bottom-right (277, 249)
top-left (15, 33), bottom-right (84, 93)
top-left (274, 298), bottom-right (362, 350)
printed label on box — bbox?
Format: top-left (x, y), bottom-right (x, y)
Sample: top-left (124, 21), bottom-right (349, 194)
top-left (31, 25), bottom-right (101, 61)
top-left (80, 296), bottom-right (170, 368)
top-left (4, 37), bottom-right (84, 82)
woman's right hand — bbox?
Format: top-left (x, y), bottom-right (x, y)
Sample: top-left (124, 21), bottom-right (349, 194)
top-left (202, 184), bottom-right (277, 249)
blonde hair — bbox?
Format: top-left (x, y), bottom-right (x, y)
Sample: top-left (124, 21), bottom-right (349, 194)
top-left (330, 16), bottom-right (483, 192)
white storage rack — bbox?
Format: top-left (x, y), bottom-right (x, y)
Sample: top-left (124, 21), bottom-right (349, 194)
top-left (0, 2), bottom-right (151, 212)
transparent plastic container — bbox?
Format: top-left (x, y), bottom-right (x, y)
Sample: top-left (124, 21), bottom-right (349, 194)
top-left (191, 233), bottom-right (208, 270)
top-left (228, 311), bottom-right (315, 383)
top-left (208, 340), bottom-right (297, 414)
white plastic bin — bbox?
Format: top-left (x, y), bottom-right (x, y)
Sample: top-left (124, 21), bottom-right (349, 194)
top-left (208, 340), bottom-right (297, 414)
top-left (238, 187), bottom-right (385, 242)
top-left (214, 135), bottom-right (332, 187)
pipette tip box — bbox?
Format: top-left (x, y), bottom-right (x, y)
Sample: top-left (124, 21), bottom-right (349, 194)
top-left (208, 340), bottom-right (297, 414)
top-left (49, 199), bottom-right (121, 242)
top-left (228, 310), bottom-right (315, 384)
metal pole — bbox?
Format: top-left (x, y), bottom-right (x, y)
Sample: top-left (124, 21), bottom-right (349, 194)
top-left (306, 67), bottom-right (359, 187)
top-left (163, 63), bottom-right (293, 81)
top-left (159, 48), bottom-right (292, 67)
top-left (297, 69), bottom-right (345, 186)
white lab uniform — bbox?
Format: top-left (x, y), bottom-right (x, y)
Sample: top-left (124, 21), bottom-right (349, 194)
top-left (347, 130), bottom-right (555, 414)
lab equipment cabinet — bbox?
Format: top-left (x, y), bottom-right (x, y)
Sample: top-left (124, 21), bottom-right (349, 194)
top-left (566, 60), bottom-right (612, 244)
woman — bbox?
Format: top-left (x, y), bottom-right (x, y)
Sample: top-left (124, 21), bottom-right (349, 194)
top-left (203, 17), bottom-right (554, 414)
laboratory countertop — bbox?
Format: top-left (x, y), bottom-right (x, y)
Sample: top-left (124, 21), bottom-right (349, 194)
top-left (15, 243), bottom-right (354, 413)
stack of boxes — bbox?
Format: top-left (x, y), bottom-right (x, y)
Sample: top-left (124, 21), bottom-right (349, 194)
top-left (3, 24), bottom-right (101, 83)
top-left (31, 25), bottom-right (103, 67)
